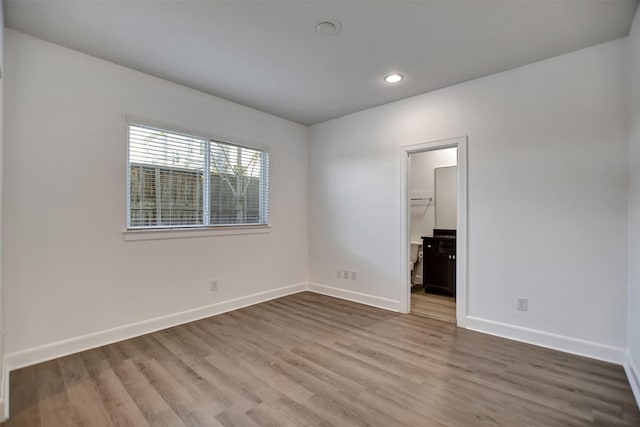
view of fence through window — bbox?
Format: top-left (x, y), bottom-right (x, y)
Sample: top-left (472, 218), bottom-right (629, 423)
top-left (128, 124), bottom-right (269, 228)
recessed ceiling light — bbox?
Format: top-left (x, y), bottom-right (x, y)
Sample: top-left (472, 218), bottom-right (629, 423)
top-left (316, 20), bottom-right (342, 36)
top-left (384, 74), bottom-right (404, 84)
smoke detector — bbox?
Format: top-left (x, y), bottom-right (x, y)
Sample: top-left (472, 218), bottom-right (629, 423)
top-left (316, 20), bottom-right (342, 36)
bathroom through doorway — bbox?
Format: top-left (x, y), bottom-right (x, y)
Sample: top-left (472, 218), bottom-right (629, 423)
top-left (400, 136), bottom-right (467, 327)
top-left (408, 148), bottom-right (457, 322)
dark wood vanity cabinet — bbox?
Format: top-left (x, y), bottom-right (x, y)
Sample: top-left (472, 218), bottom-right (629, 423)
top-left (422, 230), bottom-right (456, 297)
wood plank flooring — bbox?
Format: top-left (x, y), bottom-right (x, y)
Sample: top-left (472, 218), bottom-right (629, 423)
top-left (4, 292), bottom-right (639, 426)
top-left (411, 287), bottom-right (456, 324)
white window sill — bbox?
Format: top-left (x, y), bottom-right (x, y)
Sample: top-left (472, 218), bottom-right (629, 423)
top-left (123, 225), bottom-right (271, 241)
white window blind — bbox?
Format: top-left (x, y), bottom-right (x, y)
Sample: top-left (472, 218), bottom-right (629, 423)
top-left (128, 124), bottom-right (269, 229)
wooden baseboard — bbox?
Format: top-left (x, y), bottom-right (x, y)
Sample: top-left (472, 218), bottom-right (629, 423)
top-left (306, 282), bottom-right (400, 312)
top-left (624, 350), bottom-right (640, 410)
top-left (1, 357), bottom-right (9, 421)
top-left (466, 316), bottom-right (625, 365)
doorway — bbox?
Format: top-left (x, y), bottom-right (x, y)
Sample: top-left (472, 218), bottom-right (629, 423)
top-left (400, 137), bottom-right (467, 327)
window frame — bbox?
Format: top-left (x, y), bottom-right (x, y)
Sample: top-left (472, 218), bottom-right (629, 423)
top-left (124, 117), bottom-right (271, 239)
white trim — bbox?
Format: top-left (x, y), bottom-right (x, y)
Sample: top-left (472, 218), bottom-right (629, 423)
top-left (624, 351), bottom-right (640, 409)
top-left (123, 224), bottom-right (271, 241)
top-left (466, 316), bottom-right (625, 364)
top-left (4, 283), bottom-right (306, 372)
top-left (399, 136), bottom-right (468, 328)
top-left (0, 360), bottom-right (7, 421)
top-left (307, 282), bottom-right (400, 312)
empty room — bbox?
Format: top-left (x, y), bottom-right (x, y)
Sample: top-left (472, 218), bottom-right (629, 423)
top-left (0, 0), bottom-right (639, 425)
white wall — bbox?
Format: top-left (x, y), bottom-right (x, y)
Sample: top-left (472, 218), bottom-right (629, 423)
top-left (0, 0), bottom-right (5, 410)
top-left (408, 148), bottom-right (456, 241)
top-left (309, 38), bottom-right (629, 354)
top-left (627, 5), bottom-right (640, 395)
top-left (3, 30), bottom-right (309, 354)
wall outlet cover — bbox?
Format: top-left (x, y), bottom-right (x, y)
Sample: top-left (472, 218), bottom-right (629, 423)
top-left (517, 297), bottom-right (528, 311)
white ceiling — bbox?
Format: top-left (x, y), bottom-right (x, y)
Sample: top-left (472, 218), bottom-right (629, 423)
top-left (5, 0), bottom-right (639, 125)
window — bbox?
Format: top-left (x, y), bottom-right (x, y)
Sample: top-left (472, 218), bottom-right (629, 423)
top-left (127, 123), bottom-right (269, 229)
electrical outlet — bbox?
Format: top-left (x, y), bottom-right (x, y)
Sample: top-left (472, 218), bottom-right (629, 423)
top-left (211, 280), bottom-right (218, 292)
top-left (343, 270), bottom-right (349, 279)
top-left (351, 270), bottom-right (357, 280)
top-left (517, 297), bottom-right (528, 311)
top-left (337, 269), bottom-right (341, 279)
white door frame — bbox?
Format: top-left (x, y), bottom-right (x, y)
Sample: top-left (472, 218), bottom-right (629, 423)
top-left (399, 136), bottom-right (468, 328)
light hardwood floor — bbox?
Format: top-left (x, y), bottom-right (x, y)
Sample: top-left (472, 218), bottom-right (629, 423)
top-left (3, 292), bottom-right (639, 426)
top-left (410, 286), bottom-right (456, 324)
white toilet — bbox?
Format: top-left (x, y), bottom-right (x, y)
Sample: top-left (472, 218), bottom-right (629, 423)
top-left (410, 241), bottom-right (423, 286)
